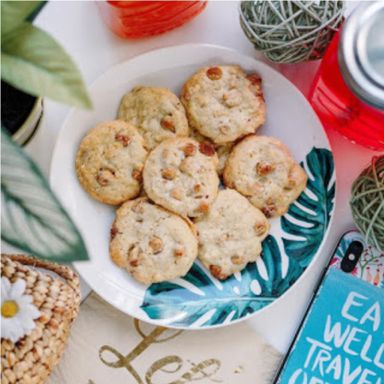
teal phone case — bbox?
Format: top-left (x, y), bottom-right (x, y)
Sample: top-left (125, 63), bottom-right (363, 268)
top-left (275, 230), bottom-right (384, 384)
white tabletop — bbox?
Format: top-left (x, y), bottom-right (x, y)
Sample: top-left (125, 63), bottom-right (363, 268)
top-left (3, 0), bottom-right (380, 353)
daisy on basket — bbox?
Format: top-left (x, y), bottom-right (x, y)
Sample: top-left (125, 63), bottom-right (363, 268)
top-left (1, 277), bottom-right (40, 343)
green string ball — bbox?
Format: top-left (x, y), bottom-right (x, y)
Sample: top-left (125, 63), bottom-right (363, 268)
top-left (239, 0), bottom-right (345, 64)
top-left (350, 156), bottom-right (384, 252)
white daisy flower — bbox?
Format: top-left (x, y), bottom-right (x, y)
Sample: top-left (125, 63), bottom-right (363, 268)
top-left (1, 277), bottom-right (41, 343)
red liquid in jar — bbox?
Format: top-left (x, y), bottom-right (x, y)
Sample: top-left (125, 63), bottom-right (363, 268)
top-left (98, 1), bottom-right (207, 39)
top-left (309, 32), bottom-right (384, 151)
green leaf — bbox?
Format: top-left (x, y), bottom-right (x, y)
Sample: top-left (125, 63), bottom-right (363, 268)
top-left (1, 128), bottom-right (89, 263)
top-left (1, 23), bottom-right (92, 109)
top-left (1, 1), bottom-right (43, 36)
top-left (26, 1), bottom-right (47, 23)
top-left (141, 236), bottom-right (303, 327)
top-left (281, 147), bottom-right (335, 268)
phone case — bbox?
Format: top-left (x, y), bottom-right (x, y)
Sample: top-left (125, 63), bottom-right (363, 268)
top-left (274, 230), bottom-right (384, 384)
top-left (330, 230), bottom-right (383, 287)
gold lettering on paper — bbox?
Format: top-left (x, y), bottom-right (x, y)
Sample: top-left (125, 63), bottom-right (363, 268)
top-left (96, 320), bottom-right (223, 383)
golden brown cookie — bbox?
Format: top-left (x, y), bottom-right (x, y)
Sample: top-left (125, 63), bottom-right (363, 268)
top-left (118, 86), bottom-right (189, 150)
top-left (223, 135), bottom-right (307, 217)
top-left (110, 198), bottom-right (198, 284)
top-left (189, 127), bottom-right (233, 176)
top-left (181, 65), bottom-right (266, 145)
top-left (195, 189), bottom-right (270, 280)
top-left (76, 120), bottom-right (148, 205)
top-left (143, 137), bottom-right (219, 218)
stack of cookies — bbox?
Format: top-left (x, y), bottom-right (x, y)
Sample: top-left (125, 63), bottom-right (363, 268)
top-left (76, 65), bottom-right (307, 285)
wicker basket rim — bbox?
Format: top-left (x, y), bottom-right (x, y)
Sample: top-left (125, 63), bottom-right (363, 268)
top-left (1, 253), bottom-right (79, 292)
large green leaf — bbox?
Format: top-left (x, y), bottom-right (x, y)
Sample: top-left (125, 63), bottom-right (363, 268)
top-left (1, 22), bottom-right (91, 108)
top-left (281, 147), bottom-right (335, 267)
top-left (1, 1), bottom-right (43, 35)
top-left (141, 236), bottom-right (302, 327)
top-left (26, 1), bottom-right (47, 23)
top-left (1, 129), bottom-right (88, 262)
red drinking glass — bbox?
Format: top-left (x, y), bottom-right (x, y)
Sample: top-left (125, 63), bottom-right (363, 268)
top-left (309, 3), bottom-right (384, 151)
top-left (97, 1), bottom-right (207, 39)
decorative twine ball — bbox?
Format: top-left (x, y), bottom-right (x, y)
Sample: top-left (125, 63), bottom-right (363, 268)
top-left (239, 0), bottom-right (345, 64)
top-left (350, 156), bottom-right (384, 252)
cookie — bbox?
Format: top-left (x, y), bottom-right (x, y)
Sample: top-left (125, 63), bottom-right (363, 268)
top-left (216, 143), bottom-right (233, 176)
top-left (118, 86), bottom-right (189, 150)
top-left (195, 189), bottom-right (269, 280)
top-left (76, 120), bottom-right (148, 205)
top-left (189, 127), bottom-right (233, 176)
top-left (143, 137), bottom-right (220, 218)
top-left (110, 198), bottom-right (198, 284)
top-left (223, 135), bottom-right (307, 217)
top-left (181, 65), bottom-right (266, 145)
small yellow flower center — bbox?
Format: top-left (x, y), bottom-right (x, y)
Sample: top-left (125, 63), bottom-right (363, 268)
top-left (1, 300), bottom-right (19, 318)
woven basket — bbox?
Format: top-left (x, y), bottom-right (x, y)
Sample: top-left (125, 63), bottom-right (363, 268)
top-left (1, 254), bottom-right (81, 384)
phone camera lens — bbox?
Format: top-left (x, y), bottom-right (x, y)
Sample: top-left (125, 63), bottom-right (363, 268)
top-left (341, 241), bottom-right (364, 273)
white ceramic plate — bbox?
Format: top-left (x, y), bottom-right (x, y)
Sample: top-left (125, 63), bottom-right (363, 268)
top-left (50, 44), bottom-right (336, 329)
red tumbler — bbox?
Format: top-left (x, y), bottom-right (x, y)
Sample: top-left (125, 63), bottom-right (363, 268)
top-left (97, 1), bottom-right (207, 39)
top-left (309, 2), bottom-right (384, 151)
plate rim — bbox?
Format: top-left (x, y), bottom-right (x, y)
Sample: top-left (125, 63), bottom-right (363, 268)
top-left (49, 43), bottom-right (337, 329)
